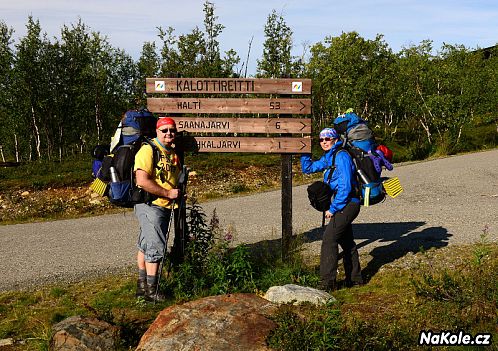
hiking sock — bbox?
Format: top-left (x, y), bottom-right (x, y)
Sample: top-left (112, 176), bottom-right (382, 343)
top-left (145, 275), bottom-right (166, 302)
top-left (135, 269), bottom-right (148, 298)
top-left (146, 275), bottom-right (158, 288)
top-left (138, 269), bottom-right (147, 281)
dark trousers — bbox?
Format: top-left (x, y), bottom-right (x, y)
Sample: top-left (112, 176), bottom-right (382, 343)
top-left (320, 201), bottom-right (362, 287)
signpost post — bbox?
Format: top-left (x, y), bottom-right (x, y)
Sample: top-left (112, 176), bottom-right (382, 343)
top-left (146, 77), bottom-right (312, 258)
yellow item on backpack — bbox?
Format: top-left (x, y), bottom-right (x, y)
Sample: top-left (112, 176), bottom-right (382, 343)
top-left (383, 177), bottom-right (403, 198)
top-left (90, 177), bottom-right (108, 196)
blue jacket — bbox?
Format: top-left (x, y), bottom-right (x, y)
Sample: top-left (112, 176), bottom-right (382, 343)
top-left (301, 141), bottom-right (359, 214)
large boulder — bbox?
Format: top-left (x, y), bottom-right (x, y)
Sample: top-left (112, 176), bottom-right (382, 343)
top-left (50, 315), bottom-right (119, 350)
top-left (136, 293), bottom-right (277, 351)
top-left (263, 284), bottom-right (335, 305)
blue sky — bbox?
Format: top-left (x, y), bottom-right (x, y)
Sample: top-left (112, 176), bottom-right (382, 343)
top-left (2, 0), bottom-right (498, 75)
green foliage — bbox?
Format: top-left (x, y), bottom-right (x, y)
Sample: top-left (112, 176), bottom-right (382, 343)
top-left (473, 225), bottom-right (491, 266)
top-left (307, 32), bottom-right (396, 128)
top-left (338, 319), bottom-right (415, 351)
top-left (0, 154), bottom-right (93, 191)
top-left (267, 302), bottom-right (342, 351)
top-left (156, 0), bottom-right (239, 78)
top-left (254, 254), bottom-right (320, 292)
top-left (167, 202), bottom-right (320, 302)
top-left (167, 201), bottom-right (256, 300)
top-left (257, 9), bottom-right (303, 78)
top-left (1, 8), bottom-right (497, 164)
top-left (410, 240), bottom-right (497, 329)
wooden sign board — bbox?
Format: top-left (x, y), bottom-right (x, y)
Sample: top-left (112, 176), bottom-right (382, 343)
top-left (170, 117), bottom-right (311, 134)
top-left (181, 136), bottom-right (311, 153)
top-left (146, 78), bottom-right (312, 95)
top-left (148, 97), bottom-right (311, 115)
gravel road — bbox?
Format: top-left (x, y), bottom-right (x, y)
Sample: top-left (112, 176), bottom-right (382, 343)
top-left (1, 148), bottom-right (497, 291)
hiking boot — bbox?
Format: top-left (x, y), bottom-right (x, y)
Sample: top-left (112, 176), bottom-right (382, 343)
top-left (318, 281), bottom-right (337, 292)
top-left (145, 284), bottom-right (166, 302)
top-left (135, 279), bottom-right (147, 298)
top-left (345, 280), bottom-right (364, 288)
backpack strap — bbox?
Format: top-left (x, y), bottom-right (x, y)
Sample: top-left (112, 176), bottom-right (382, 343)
top-left (331, 146), bottom-right (362, 199)
top-left (131, 137), bottom-right (162, 205)
top-left (325, 148), bottom-right (346, 183)
top-left (142, 138), bottom-right (161, 171)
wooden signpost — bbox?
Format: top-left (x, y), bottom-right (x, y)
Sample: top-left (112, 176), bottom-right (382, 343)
top-left (191, 137), bottom-right (310, 153)
top-left (146, 78), bottom-right (312, 95)
top-left (174, 117), bottom-right (311, 134)
top-left (146, 77), bottom-right (312, 258)
top-left (147, 97), bottom-right (311, 114)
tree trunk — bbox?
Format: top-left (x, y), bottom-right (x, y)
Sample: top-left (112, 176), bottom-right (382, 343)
top-left (419, 117), bottom-right (432, 144)
top-left (31, 105), bottom-right (41, 159)
top-left (95, 102), bottom-right (102, 142)
top-left (456, 125), bottom-right (463, 144)
top-left (14, 134), bottom-right (19, 162)
top-left (59, 125), bottom-right (63, 161)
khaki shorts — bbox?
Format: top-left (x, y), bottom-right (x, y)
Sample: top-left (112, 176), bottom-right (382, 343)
top-left (135, 203), bottom-right (174, 263)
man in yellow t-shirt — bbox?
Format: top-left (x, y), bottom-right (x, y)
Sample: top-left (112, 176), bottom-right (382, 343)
top-left (134, 117), bottom-right (181, 302)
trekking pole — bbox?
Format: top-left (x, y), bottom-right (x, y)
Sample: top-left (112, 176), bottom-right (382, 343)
top-left (154, 199), bottom-right (176, 304)
top-left (176, 165), bottom-right (190, 260)
top-left (162, 165), bottom-right (190, 278)
top-left (322, 211), bottom-right (326, 228)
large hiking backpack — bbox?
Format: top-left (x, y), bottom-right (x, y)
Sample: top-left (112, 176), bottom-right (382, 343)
top-left (333, 111), bottom-right (396, 206)
top-left (106, 139), bottom-right (161, 207)
top-left (91, 109), bottom-right (162, 207)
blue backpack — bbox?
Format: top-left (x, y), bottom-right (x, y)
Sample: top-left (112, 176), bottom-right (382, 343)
top-left (119, 109), bottom-right (157, 145)
top-left (97, 109), bottom-right (161, 207)
top-left (333, 111), bottom-right (393, 206)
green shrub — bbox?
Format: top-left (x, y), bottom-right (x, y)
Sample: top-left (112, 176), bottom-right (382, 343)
top-left (410, 238), bottom-right (497, 330)
top-left (267, 302), bottom-right (341, 351)
top-left (167, 200), bottom-right (257, 300)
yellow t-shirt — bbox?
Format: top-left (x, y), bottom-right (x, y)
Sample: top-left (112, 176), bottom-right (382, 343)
top-left (133, 139), bottom-right (181, 208)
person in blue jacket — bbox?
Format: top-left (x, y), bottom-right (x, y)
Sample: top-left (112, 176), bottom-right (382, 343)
top-left (301, 127), bottom-right (363, 291)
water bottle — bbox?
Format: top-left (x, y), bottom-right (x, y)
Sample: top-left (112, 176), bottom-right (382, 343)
top-left (110, 166), bottom-right (119, 183)
top-left (352, 157), bottom-right (370, 184)
top-left (357, 168), bottom-right (371, 184)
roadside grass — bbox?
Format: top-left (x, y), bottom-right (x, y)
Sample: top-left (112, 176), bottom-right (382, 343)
top-left (0, 155), bottom-right (93, 192)
top-left (0, 152), bottom-right (284, 192)
top-left (1, 226), bottom-right (496, 350)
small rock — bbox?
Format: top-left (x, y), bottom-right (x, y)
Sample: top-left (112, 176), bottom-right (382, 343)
top-left (0, 338), bottom-right (14, 346)
top-left (264, 284), bottom-right (335, 305)
top-left (90, 192), bottom-right (100, 198)
top-left (51, 315), bottom-right (119, 351)
top-left (21, 191), bottom-right (30, 197)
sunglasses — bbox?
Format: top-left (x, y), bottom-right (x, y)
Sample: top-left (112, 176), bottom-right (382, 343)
top-left (159, 128), bottom-right (177, 134)
top-left (319, 137), bottom-right (332, 142)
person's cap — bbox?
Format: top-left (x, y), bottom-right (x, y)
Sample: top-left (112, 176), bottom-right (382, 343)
top-left (156, 117), bottom-right (176, 129)
top-left (319, 128), bottom-right (338, 139)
